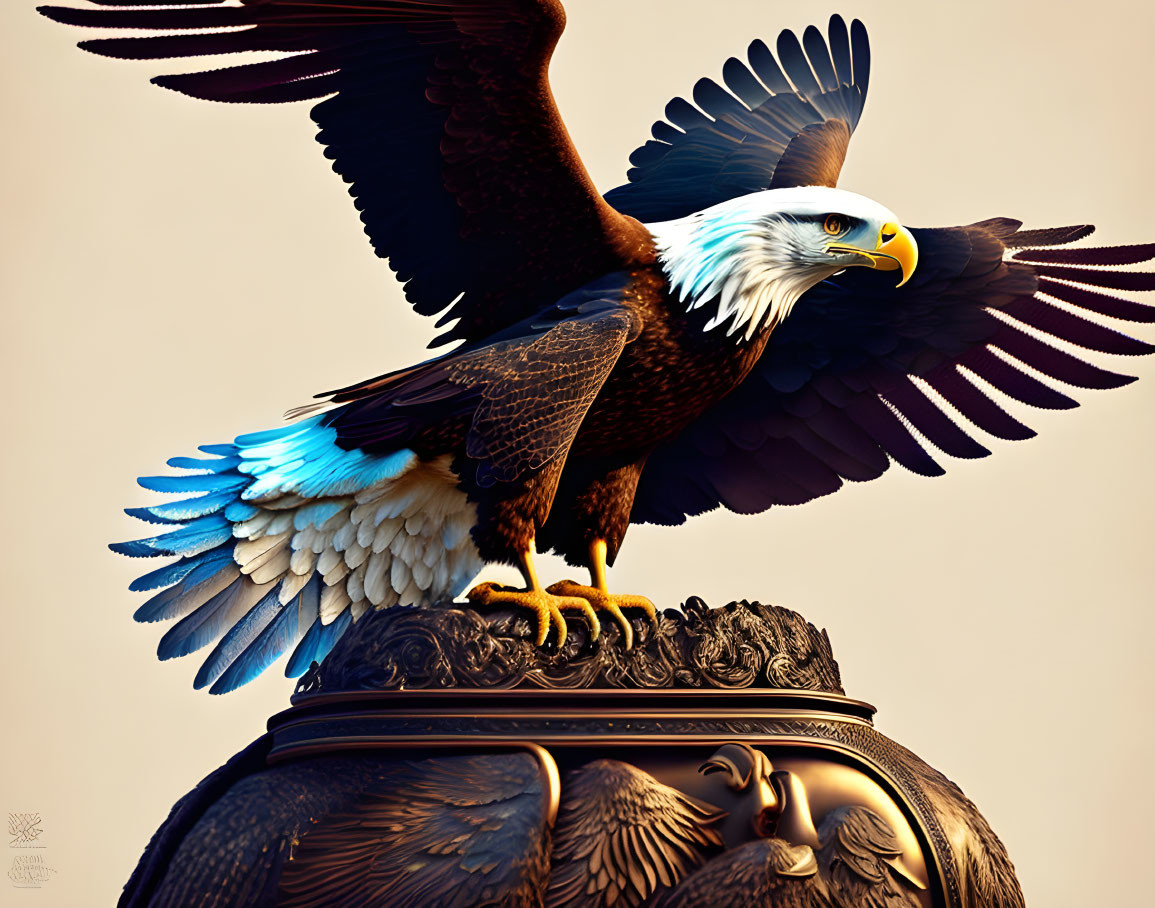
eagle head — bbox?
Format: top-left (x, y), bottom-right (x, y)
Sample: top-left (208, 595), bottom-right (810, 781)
top-left (648, 186), bottom-right (918, 341)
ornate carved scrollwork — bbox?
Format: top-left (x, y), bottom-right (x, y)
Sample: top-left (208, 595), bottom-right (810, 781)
top-left (298, 598), bottom-right (844, 695)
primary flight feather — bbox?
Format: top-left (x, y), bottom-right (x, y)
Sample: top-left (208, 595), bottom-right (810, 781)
top-left (40, 2), bottom-right (1155, 691)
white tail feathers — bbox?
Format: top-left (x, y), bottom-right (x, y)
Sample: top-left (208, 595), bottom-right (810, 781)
top-left (118, 416), bottom-right (485, 692)
top-left (237, 454), bottom-right (482, 624)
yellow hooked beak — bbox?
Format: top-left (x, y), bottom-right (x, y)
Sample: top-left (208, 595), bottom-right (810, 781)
top-left (827, 221), bottom-right (919, 287)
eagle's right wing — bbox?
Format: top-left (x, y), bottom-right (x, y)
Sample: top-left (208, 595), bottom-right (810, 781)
top-left (605, 16), bottom-right (870, 223)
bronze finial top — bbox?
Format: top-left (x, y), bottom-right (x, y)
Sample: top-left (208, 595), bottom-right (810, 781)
top-left (296, 597), bottom-right (845, 696)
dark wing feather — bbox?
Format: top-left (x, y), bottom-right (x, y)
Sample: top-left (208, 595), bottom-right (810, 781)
top-left (547, 759), bottom-right (727, 907)
top-left (448, 308), bottom-right (642, 486)
top-left (657, 838), bottom-right (821, 908)
top-left (120, 735), bottom-right (273, 908)
top-left (40, 0), bottom-right (647, 347)
top-left (818, 807), bottom-right (923, 907)
top-left (325, 275), bottom-right (643, 485)
top-left (142, 754), bottom-right (424, 908)
top-left (277, 752), bottom-right (551, 908)
top-left (632, 222), bottom-right (1155, 526)
top-left (604, 16), bottom-right (869, 222)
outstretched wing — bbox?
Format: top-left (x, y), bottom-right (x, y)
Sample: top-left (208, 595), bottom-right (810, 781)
top-left (112, 277), bottom-right (640, 691)
top-left (276, 752), bottom-right (552, 907)
top-left (40, 0), bottom-right (649, 347)
top-left (547, 759), bottom-right (727, 907)
top-left (632, 221), bottom-right (1155, 525)
top-left (605, 15), bottom-right (869, 223)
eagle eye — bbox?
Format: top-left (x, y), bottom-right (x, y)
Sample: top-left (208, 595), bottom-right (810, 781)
top-left (823, 214), bottom-right (848, 236)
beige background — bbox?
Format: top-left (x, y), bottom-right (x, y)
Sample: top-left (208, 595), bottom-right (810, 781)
top-left (3, 1), bottom-right (1153, 904)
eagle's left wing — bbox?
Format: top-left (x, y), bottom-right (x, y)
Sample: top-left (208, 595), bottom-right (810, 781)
top-left (112, 277), bottom-right (642, 693)
top-left (632, 220), bottom-right (1155, 524)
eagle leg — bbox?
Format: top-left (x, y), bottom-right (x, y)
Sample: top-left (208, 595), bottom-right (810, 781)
top-left (546, 540), bottom-right (657, 650)
top-left (466, 542), bottom-right (596, 647)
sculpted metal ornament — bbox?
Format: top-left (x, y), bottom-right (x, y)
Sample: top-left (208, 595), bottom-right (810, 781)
top-left (119, 601), bottom-right (1024, 907)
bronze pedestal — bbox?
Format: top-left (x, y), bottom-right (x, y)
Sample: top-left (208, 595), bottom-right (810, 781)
top-left (121, 600), bottom-right (1023, 907)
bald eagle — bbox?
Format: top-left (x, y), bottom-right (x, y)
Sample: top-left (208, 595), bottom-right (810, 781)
top-left (41, 2), bottom-right (1155, 691)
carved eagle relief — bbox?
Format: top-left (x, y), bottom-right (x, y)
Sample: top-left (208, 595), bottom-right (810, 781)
top-left (546, 759), bottom-right (727, 907)
top-left (659, 806), bottom-right (923, 908)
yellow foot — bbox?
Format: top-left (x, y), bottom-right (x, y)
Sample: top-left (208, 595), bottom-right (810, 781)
top-left (545, 581), bottom-right (657, 650)
top-left (466, 581), bottom-right (596, 647)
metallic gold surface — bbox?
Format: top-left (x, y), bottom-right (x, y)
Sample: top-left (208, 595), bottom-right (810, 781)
top-left (525, 741), bottom-right (562, 827)
top-left (264, 686), bottom-right (950, 906)
top-left (547, 758), bottom-right (727, 906)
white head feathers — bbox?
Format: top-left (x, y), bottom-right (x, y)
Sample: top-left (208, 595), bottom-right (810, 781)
top-left (647, 186), bottom-right (904, 341)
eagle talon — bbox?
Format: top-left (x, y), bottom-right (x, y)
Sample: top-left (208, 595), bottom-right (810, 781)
top-left (466, 581), bottom-right (593, 647)
top-left (547, 580), bottom-right (656, 651)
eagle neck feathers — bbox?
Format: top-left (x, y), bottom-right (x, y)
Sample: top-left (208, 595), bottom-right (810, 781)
top-left (648, 205), bottom-right (842, 343)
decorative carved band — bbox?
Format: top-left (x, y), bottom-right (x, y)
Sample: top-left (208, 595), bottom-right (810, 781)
top-left (264, 696), bottom-right (957, 907)
top-left (299, 598), bottom-right (845, 695)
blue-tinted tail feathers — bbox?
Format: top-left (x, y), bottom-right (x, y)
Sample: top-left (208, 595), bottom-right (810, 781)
top-left (114, 418), bottom-right (360, 693)
top-left (112, 415), bottom-right (482, 693)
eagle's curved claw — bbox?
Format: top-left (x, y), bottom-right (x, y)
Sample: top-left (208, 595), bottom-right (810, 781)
top-left (466, 581), bottom-right (595, 647)
top-left (546, 580), bottom-right (657, 650)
